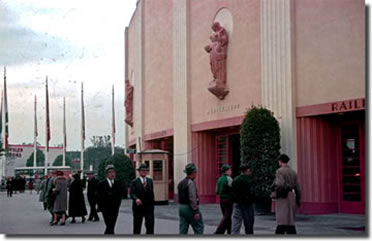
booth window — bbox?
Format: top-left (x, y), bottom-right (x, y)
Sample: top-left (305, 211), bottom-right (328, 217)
top-left (153, 160), bottom-right (163, 181)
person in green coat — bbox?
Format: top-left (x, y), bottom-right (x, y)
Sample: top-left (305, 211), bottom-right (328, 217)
top-left (177, 163), bottom-right (204, 234)
top-left (215, 164), bottom-right (233, 234)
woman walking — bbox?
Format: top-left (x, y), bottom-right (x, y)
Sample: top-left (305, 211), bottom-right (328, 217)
top-left (68, 172), bottom-right (87, 223)
top-left (52, 171), bottom-right (68, 225)
top-left (28, 179), bottom-right (34, 194)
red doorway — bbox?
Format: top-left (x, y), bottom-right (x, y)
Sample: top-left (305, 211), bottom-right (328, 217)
top-left (338, 120), bottom-right (365, 214)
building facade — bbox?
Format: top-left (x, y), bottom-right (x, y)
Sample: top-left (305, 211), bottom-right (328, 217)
top-left (125, 0), bottom-right (365, 214)
top-left (4, 144), bottom-right (63, 177)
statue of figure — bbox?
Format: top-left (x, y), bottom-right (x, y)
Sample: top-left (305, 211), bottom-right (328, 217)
top-left (204, 22), bottom-right (229, 100)
top-left (125, 79), bottom-right (134, 127)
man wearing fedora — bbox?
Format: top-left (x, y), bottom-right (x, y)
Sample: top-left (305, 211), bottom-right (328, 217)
top-left (130, 163), bottom-right (155, 234)
top-left (271, 154), bottom-right (301, 234)
top-left (215, 164), bottom-right (233, 234)
top-left (177, 163), bottom-right (204, 234)
top-left (97, 164), bottom-right (122, 234)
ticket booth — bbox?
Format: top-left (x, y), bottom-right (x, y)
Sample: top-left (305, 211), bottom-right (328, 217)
top-left (134, 149), bottom-right (169, 204)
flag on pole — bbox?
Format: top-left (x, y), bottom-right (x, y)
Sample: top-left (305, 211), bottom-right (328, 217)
top-left (4, 67), bottom-right (9, 150)
top-left (112, 85), bottom-right (115, 155)
top-left (46, 76), bottom-right (50, 152)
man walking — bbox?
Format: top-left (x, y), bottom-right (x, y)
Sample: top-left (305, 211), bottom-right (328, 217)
top-left (130, 163), bottom-right (155, 234)
top-left (45, 170), bottom-right (57, 224)
top-left (215, 164), bottom-right (233, 234)
top-left (177, 163), bottom-right (204, 234)
top-left (97, 165), bottom-right (122, 234)
top-left (231, 163), bottom-right (255, 234)
top-left (271, 154), bottom-right (301, 234)
top-left (87, 171), bottom-right (100, 222)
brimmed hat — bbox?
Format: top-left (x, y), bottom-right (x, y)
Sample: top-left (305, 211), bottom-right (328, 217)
top-left (56, 170), bottom-right (64, 176)
top-left (105, 164), bottom-right (115, 173)
top-left (137, 163), bottom-right (149, 171)
top-left (221, 164), bottom-right (231, 173)
top-left (184, 163), bottom-right (198, 175)
top-left (277, 154), bottom-right (290, 163)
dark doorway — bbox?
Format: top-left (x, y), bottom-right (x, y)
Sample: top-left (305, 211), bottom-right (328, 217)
top-left (229, 134), bottom-right (240, 178)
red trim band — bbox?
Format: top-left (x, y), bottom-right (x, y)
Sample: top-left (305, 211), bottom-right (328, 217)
top-left (296, 98), bottom-right (365, 117)
top-left (191, 116), bottom-right (244, 132)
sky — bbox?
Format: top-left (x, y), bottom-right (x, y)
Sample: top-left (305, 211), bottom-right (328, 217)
top-left (0, 0), bottom-right (138, 151)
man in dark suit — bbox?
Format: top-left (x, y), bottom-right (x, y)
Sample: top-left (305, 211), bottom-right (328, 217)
top-left (130, 163), bottom-right (155, 234)
top-left (97, 165), bottom-right (122, 235)
top-left (87, 171), bottom-right (100, 222)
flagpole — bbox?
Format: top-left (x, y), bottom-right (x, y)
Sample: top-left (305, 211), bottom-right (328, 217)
top-left (45, 76), bottom-right (49, 176)
top-left (0, 85), bottom-right (3, 177)
top-left (112, 85), bottom-right (115, 156)
top-left (62, 97), bottom-right (66, 167)
top-left (34, 95), bottom-right (37, 168)
top-left (81, 82), bottom-right (85, 177)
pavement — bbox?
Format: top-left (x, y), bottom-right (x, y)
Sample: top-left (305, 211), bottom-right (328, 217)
top-left (0, 191), bottom-right (367, 236)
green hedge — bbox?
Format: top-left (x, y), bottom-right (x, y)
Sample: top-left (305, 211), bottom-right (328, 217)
top-left (240, 106), bottom-right (280, 199)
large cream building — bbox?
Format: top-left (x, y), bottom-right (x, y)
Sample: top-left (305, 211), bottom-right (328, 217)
top-left (125, 0), bottom-right (365, 214)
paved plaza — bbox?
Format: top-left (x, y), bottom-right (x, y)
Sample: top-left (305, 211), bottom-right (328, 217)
top-left (0, 191), bottom-right (366, 236)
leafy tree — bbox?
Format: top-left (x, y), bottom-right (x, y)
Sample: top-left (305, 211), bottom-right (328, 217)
top-left (52, 154), bottom-right (72, 167)
top-left (98, 153), bottom-right (135, 198)
top-left (26, 149), bottom-right (45, 167)
top-left (240, 106), bottom-right (280, 200)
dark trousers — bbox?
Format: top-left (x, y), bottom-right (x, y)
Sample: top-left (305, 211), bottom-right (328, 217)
top-left (133, 205), bottom-right (154, 234)
top-left (43, 202), bottom-right (47, 210)
top-left (7, 189), bottom-right (12, 197)
top-left (275, 225), bottom-right (297, 234)
top-left (232, 203), bottom-right (254, 234)
top-left (102, 207), bottom-right (119, 234)
top-left (88, 199), bottom-right (99, 220)
top-left (215, 198), bottom-right (233, 234)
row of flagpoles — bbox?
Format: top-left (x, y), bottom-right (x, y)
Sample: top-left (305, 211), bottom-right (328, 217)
top-left (1, 66), bottom-right (117, 177)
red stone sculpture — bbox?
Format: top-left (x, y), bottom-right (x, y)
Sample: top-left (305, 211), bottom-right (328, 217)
top-left (125, 79), bottom-right (134, 127)
top-left (205, 22), bottom-right (229, 100)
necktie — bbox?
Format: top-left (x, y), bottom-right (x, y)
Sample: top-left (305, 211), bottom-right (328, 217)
top-left (143, 178), bottom-right (147, 189)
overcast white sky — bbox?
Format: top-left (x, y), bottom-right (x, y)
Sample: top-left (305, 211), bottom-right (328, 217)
top-left (0, 0), bottom-right (137, 151)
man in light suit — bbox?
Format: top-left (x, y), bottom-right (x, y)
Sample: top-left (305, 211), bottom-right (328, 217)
top-left (97, 165), bottom-right (122, 235)
top-left (130, 163), bottom-right (155, 234)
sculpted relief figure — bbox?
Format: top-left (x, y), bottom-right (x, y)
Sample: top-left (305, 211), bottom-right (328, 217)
top-left (125, 79), bottom-right (134, 127)
top-left (204, 22), bottom-right (229, 100)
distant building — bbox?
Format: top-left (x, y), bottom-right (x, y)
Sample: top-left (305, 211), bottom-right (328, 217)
top-left (4, 144), bottom-right (63, 177)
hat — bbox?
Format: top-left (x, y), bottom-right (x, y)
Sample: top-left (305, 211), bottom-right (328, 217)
top-left (184, 163), bottom-right (198, 175)
top-left (221, 164), bottom-right (231, 173)
top-left (137, 163), bottom-right (149, 171)
top-left (87, 171), bottom-right (95, 175)
top-left (277, 154), bottom-right (290, 163)
top-left (105, 164), bottom-right (115, 173)
top-left (240, 163), bottom-right (250, 172)
top-left (56, 170), bottom-right (64, 176)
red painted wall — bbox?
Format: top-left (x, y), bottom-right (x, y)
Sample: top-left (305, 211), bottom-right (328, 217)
top-left (296, 116), bottom-right (339, 214)
top-left (192, 132), bottom-right (217, 203)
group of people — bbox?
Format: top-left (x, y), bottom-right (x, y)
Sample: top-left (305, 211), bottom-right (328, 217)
top-left (214, 154), bottom-right (301, 235)
top-left (95, 153), bottom-right (301, 235)
top-left (5, 175), bottom-right (28, 197)
top-left (37, 170), bottom-right (97, 226)
top-left (29, 153), bottom-right (300, 235)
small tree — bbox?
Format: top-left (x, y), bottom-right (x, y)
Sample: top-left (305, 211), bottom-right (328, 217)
top-left (52, 154), bottom-right (72, 167)
top-left (26, 149), bottom-right (45, 167)
top-left (98, 153), bottom-right (135, 198)
top-left (240, 106), bottom-right (280, 200)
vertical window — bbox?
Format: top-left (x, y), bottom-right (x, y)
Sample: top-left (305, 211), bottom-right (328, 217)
top-left (153, 160), bottom-right (163, 181)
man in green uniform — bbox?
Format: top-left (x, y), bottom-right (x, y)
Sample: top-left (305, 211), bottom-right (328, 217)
top-left (231, 163), bottom-right (255, 234)
top-left (215, 164), bottom-right (233, 234)
top-left (177, 163), bottom-right (204, 234)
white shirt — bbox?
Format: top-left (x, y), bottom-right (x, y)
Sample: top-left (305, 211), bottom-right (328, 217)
top-left (139, 176), bottom-right (147, 184)
top-left (107, 178), bottom-right (114, 188)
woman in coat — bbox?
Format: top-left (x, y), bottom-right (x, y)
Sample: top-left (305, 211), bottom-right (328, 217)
top-left (52, 171), bottom-right (68, 225)
top-left (68, 173), bottom-right (87, 223)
